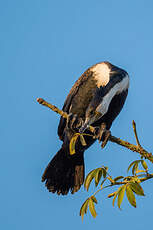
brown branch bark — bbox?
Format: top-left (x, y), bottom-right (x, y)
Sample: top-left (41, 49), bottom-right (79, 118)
top-left (109, 136), bottom-right (153, 163)
top-left (37, 98), bottom-right (153, 164)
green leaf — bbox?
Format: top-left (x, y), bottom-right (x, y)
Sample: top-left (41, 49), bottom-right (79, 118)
top-left (91, 196), bottom-right (98, 204)
top-left (102, 167), bottom-right (108, 178)
top-left (141, 160), bottom-right (148, 171)
top-left (117, 185), bottom-right (126, 209)
top-left (108, 192), bottom-right (116, 198)
top-left (79, 199), bottom-right (89, 221)
top-left (126, 184), bottom-right (136, 208)
top-left (79, 134), bottom-right (87, 146)
top-left (127, 161), bottom-right (136, 173)
top-left (89, 198), bottom-right (97, 218)
top-left (129, 182), bottom-right (145, 196)
top-left (114, 176), bottom-right (124, 182)
top-left (95, 168), bottom-right (103, 187)
top-left (100, 178), bottom-right (107, 187)
top-left (132, 162), bottom-right (138, 175)
top-left (69, 133), bottom-right (80, 155)
top-left (84, 169), bottom-right (97, 191)
top-left (112, 191), bottom-right (118, 207)
top-left (135, 170), bottom-right (146, 174)
top-left (127, 160), bottom-right (141, 173)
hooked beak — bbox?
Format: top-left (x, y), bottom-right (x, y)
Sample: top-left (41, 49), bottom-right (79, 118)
top-left (79, 118), bottom-right (90, 133)
top-left (79, 112), bottom-right (102, 133)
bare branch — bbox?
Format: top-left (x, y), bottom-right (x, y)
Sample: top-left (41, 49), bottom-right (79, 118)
top-left (109, 136), bottom-right (153, 164)
top-left (37, 98), bottom-right (68, 119)
top-left (37, 98), bottom-right (153, 164)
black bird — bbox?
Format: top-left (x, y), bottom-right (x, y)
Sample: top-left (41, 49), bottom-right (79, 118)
top-left (42, 61), bottom-right (129, 195)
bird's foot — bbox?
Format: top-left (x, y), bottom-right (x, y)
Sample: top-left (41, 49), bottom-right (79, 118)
top-left (101, 130), bottom-right (111, 148)
top-left (66, 113), bottom-right (84, 132)
top-left (95, 123), bottom-right (111, 148)
top-left (95, 123), bottom-right (106, 141)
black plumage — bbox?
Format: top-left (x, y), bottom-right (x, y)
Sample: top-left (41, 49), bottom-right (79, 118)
top-left (42, 61), bottom-right (129, 195)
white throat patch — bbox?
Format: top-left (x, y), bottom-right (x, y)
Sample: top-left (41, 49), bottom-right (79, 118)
top-left (91, 63), bottom-right (111, 87)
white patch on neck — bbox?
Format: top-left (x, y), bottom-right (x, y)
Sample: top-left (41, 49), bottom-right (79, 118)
top-left (91, 63), bottom-right (111, 87)
top-left (96, 74), bottom-right (129, 116)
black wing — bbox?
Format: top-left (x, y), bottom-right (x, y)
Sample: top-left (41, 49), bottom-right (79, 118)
top-left (57, 69), bottom-right (95, 140)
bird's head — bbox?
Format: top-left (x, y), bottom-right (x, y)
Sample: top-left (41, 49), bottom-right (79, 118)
top-left (79, 104), bottom-right (102, 133)
top-left (79, 62), bottom-right (129, 133)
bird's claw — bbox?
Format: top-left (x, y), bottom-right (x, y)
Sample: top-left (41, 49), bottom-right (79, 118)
top-left (95, 123), bottom-right (106, 141)
top-left (66, 113), bottom-right (84, 131)
top-left (101, 130), bottom-right (111, 148)
top-left (95, 123), bottom-right (111, 148)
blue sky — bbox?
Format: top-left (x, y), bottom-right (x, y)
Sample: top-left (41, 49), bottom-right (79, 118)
top-left (1, 0), bottom-right (153, 229)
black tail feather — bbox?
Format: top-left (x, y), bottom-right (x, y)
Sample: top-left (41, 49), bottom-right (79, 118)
top-left (42, 147), bottom-right (84, 195)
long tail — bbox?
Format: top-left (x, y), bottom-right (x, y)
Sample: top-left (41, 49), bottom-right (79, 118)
top-left (42, 146), bottom-right (84, 195)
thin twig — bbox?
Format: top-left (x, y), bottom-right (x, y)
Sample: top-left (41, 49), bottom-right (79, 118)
top-left (132, 120), bottom-right (142, 148)
top-left (140, 173), bottom-right (153, 182)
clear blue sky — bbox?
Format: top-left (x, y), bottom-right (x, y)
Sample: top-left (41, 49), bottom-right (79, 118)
top-left (1, 0), bottom-right (153, 229)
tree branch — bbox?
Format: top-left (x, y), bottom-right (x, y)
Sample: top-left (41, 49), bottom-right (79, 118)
top-left (37, 98), bottom-right (153, 163)
top-left (37, 98), bottom-right (68, 119)
top-left (109, 136), bottom-right (153, 163)
top-left (95, 173), bottom-right (153, 199)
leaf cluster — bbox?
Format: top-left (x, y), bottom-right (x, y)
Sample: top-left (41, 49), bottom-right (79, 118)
top-left (80, 196), bottom-right (97, 220)
top-left (84, 167), bottom-right (108, 191)
top-left (80, 159), bottom-right (152, 220)
top-left (111, 180), bottom-right (144, 209)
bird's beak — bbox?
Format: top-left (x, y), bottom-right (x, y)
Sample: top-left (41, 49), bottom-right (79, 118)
top-left (79, 118), bottom-right (90, 133)
top-left (110, 70), bottom-right (119, 76)
top-left (79, 112), bottom-right (102, 133)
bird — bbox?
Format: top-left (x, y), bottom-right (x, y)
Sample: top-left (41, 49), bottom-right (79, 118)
top-left (42, 61), bottom-right (129, 195)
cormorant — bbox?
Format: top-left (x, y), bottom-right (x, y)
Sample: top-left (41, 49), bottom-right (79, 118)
top-left (42, 61), bottom-right (129, 195)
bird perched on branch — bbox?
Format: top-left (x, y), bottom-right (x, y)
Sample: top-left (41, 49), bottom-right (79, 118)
top-left (42, 61), bottom-right (129, 195)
